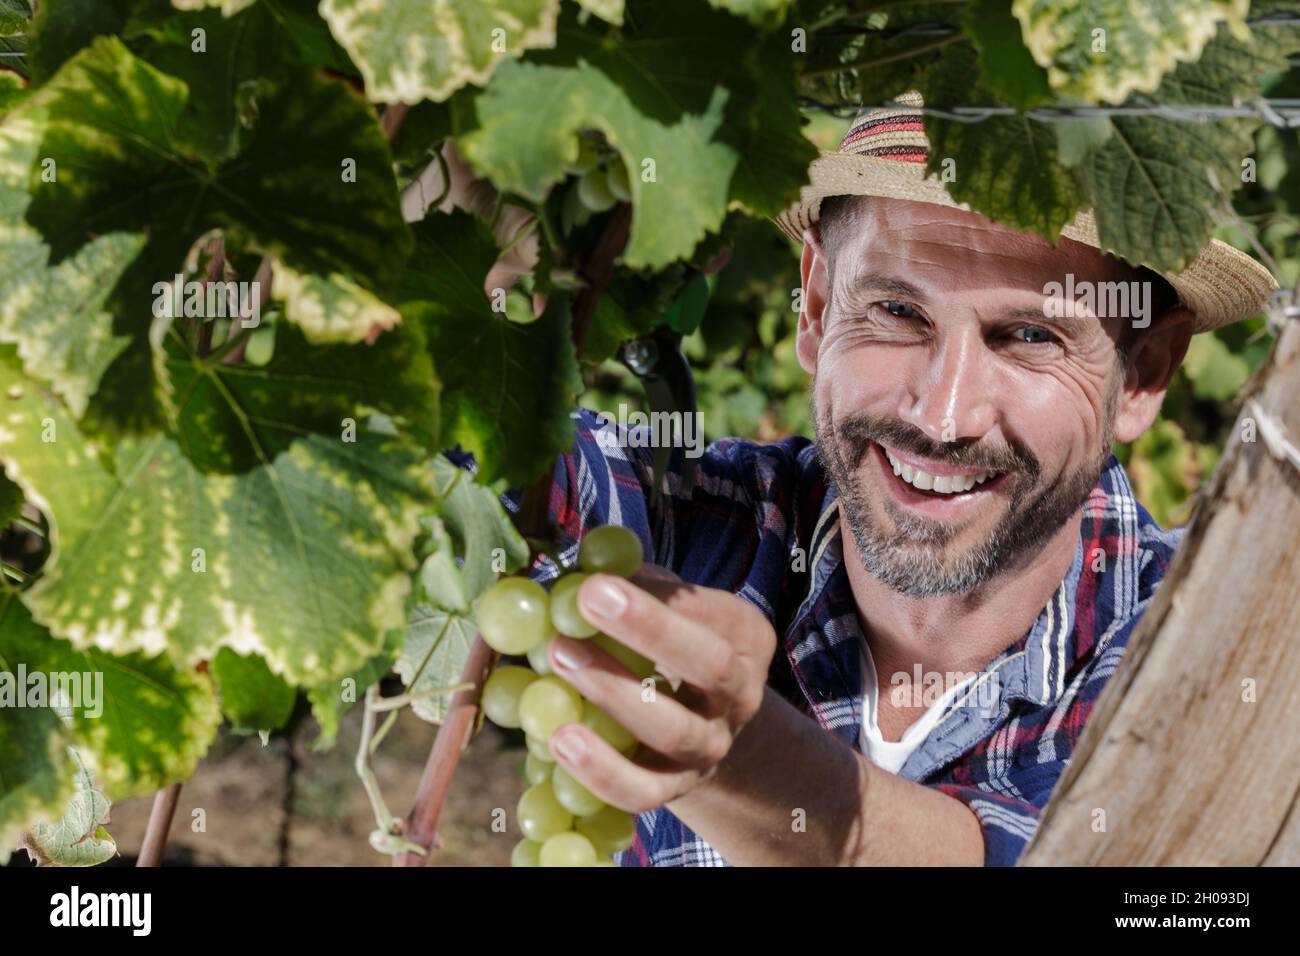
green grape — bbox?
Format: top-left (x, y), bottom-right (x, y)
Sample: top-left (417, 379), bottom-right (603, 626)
top-left (524, 750), bottom-right (553, 785)
top-left (511, 839), bottom-right (542, 867)
top-left (563, 136), bottom-right (601, 174)
top-left (576, 806), bottom-right (636, 855)
top-left (526, 636), bottom-right (554, 676)
top-left (582, 700), bottom-right (636, 755)
top-left (591, 860), bottom-right (617, 867)
top-left (593, 632), bottom-right (656, 680)
top-left (517, 783), bottom-right (573, 842)
top-left (478, 577), bottom-right (552, 655)
top-left (503, 289), bottom-right (539, 325)
top-left (579, 525), bottom-right (642, 578)
top-left (577, 167), bottom-right (617, 212)
top-left (518, 676), bottom-right (583, 741)
top-left (243, 323), bottom-right (276, 366)
top-left (605, 158), bottom-right (631, 202)
top-left (480, 666), bottom-right (538, 729)
top-left (525, 734), bottom-right (555, 762)
top-left (550, 572), bottom-right (597, 638)
top-left (539, 831), bottom-right (598, 867)
top-left (551, 764), bottom-right (606, 817)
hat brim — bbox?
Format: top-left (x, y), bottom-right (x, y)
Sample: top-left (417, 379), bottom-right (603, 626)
top-left (773, 151), bottom-right (1278, 334)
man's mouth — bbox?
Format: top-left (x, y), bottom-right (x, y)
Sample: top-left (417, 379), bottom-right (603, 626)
top-left (881, 447), bottom-right (999, 495)
top-left (869, 442), bottom-right (1011, 517)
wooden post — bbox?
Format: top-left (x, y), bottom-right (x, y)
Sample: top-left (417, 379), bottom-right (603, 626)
top-left (1022, 310), bottom-right (1300, 865)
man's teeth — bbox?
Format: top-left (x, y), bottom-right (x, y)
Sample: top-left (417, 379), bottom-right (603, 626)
top-left (884, 449), bottom-right (994, 494)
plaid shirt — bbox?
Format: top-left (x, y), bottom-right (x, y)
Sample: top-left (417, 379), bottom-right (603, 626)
top-left (495, 408), bottom-right (1183, 866)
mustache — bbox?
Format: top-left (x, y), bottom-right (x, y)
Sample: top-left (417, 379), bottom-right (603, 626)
top-left (835, 413), bottom-right (1040, 478)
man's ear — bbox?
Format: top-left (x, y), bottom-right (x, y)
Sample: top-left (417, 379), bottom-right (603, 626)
top-left (1112, 306), bottom-right (1196, 444)
top-left (796, 226), bottom-right (830, 375)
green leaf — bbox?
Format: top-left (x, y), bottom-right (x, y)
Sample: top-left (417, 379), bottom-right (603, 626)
top-left (0, 593), bottom-right (74, 863)
top-left (307, 625), bottom-right (402, 749)
top-left (271, 261), bottom-right (404, 345)
top-left (318, 0), bottom-right (561, 104)
top-left (1079, 24), bottom-right (1280, 270)
top-left (22, 748), bottom-right (116, 866)
top-left (576, 0), bottom-right (624, 24)
top-left (402, 211), bottom-right (582, 486)
top-left (965, 0), bottom-right (1051, 109)
top-left (922, 44), bottom-right (1085, 241)
top-left (159, 314), bottom-right (438, 474)
top-left (27, 0), bottom-right (132, 84)
top-left (458, 6), bottom-right (745, 268)
top-left (661, 271), bottom-right (712, 336)
top-left (396, 603), bottom-right (477, 724)
top-left (0, 108), bottom-right (146, 418)
top-left (727, 28), bottom-right (818, 218)
top-left (21, 38), bottom-right (410, 294)
top-left (1012, 0), bottom-right (1249, 104)
top-left (1182, 330), bottom-right (1251, 401)
top-left (210, 648), bottom-right (296, 732)
top-left (431, 453), bottom-right (528, 599)
top-left (0, 350), bottom-right (437, 688)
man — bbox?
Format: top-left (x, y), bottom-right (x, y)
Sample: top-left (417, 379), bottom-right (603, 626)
top-left (447, 94), bottom-right (1277, 865)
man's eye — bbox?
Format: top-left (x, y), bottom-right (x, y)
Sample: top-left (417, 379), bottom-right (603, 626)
top-left (1015, 325), bottom-right (1056, 345)
top-left (881, 300), bottom-right (918, 318)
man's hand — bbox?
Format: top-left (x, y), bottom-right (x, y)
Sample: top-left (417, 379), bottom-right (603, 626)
top-left (546, 566), bottom-right (777, 814)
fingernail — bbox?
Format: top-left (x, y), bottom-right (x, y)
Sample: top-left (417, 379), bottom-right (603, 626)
top-left (552, 638), bottom-right (593, 670)
top-left (582, 578), bottom-right (628, 620)
top-left (551, 730), bottom-right (587, 763)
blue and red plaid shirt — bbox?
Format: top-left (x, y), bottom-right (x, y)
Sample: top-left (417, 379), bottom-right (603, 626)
top-left (496, 408), bottom-right (1183, 866)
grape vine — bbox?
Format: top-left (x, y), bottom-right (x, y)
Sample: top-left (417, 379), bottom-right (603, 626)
top-left (0, 0), bottom-right (1296, 867)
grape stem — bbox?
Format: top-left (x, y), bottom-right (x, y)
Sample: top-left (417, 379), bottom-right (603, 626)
top-left (136, 783), bottom-right (183, 867)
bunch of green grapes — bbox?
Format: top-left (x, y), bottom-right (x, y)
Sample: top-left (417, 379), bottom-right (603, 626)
top-left (560, 135), bottom-right (633, 234)
top-left (477, 525), bottom-right (655, 867)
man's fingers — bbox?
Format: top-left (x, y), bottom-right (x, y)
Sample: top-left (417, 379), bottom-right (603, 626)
top-left (576, 573), bottom-right (745, 697)
top-left (549, 723), bottom-right (696, 816)
top-left (549, 636), bottom-right (731, 768)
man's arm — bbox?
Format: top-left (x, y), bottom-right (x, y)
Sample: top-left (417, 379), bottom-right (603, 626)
top-left (669, 685), bottom-right (984, 866)
top-left (546, 567), bottom-right (986, 866)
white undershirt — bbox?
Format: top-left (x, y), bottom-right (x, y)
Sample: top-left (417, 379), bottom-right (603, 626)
top-left (857, 640), bottom-right (975, 774)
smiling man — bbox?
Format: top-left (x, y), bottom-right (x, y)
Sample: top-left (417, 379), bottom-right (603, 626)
top-left (459, 94), bottom-right (1278, 866)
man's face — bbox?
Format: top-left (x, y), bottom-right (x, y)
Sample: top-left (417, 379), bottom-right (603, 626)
top-left (801, 198), bottom-right (1145, 598)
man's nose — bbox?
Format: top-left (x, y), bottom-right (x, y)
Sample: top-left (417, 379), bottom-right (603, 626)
top-left (899, 331), bottom-right (998, 443)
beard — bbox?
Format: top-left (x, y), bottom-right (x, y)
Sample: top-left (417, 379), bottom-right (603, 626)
top-left (813, 385), bottom-right (1116, 598)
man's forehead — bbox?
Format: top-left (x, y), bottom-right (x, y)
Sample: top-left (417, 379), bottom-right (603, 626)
top-left (830, 196), bottom-right (1131, 290)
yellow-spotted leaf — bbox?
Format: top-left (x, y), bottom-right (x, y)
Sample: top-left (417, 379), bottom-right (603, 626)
top-left (271, 262), bottom-right (403, 345)
top-left (1012, 0), bottom-right (1249, 104)
top-left (318, 0), bottom-right (561, 104)
top-left (21, 748), bottom-right (116, 867)
top-left (0, 350), bottom-right (436, 688)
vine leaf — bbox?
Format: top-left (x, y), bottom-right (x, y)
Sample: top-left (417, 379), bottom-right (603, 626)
top-left (0, 594), bottom-right (74, 864)
top-left (458, 3), bottom-right (751, 269)
top-left (318, 0), bottom-right (561, 104)
top-left (1079, 22), bottom-right (1281, 270)
top-left (923, 44), bottom-right (1086, 242)
top-left (22, 748), bottom-right (116, 867)
top-left (307, 626), bottom-right (403, 749)
top-left (1011, 0), bottom-right (1249, 105)
top-left (158, 314), bottom-right (439, 474)
top-left (396, 604), bottom-right (478, 725)
top-left (0, 348), bottom-right (437, 688)
top-left (1, 591), bottom-right (220, 860)
top-left (402, 211), bottom-right (582, 487)
top-left (210, 648), bottom-right (296, 733)
top-left (271, 262), bottom-right (404, 345)
top-left (0, 109), bottom-right (144, 418)
top-left (965, 0), bottom-right (1052, 110)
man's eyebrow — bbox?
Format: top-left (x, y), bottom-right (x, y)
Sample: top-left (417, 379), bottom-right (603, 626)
top-left (839, 272), bottom-right (927, 304)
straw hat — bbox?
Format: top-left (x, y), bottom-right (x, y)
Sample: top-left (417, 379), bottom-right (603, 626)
top-left (774, 91), bottom-right (1278, 333)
